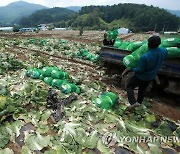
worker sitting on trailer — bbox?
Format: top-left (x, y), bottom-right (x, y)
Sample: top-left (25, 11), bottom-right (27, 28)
top-left (103, 33), bottom-right (115, 46)
top-left (126, 35), bottom-right (168, 110)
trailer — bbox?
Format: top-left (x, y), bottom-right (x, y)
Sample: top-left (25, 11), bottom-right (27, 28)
top-left (99, 46), bottom-right (180, 95)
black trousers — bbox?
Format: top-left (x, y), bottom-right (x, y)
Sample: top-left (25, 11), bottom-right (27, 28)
top-left (127, 75), bottom-right (152, 105)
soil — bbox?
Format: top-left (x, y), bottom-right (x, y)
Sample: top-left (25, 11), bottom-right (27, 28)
top-left (7, 142), bottom-right (21, 154)
top-left (1, 48), bottom-right (28, 61)
top-left (0, 30), bottom-right (103, 44)
top-left (151, 100), bottom-right (180, 121)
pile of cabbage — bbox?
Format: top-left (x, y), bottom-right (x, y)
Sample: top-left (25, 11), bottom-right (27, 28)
top-left (113, 37), bottom-right (180, 68)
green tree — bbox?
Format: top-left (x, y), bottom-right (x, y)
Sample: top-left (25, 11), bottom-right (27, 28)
top-left (48, 24), bottom-right (55, 30)
top-left (59, 20), bottom-right (66, 27)
top-left (13, 25), bottom-right (19, 32)
top-left (78, 4), bottom-right (180, 31)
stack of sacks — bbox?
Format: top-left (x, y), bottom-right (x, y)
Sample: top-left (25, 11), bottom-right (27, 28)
top-left (26, 66), bottom-right (80, 94)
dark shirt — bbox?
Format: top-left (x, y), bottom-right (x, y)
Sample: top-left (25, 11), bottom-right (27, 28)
top-left (131, 48), bottom-right (168, 81)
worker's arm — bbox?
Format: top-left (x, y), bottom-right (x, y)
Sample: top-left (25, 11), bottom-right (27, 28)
top-left (121, 68), bottom-right (131, 77)
top-left (131, 56), bottom-right (146, 73)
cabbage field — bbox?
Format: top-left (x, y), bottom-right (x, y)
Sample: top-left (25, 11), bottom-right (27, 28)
top-left (0, 31), bottom-right (179, 154)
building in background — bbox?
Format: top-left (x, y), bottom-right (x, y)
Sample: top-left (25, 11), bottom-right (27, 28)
top-left (19, 27), bottom-right (37, 32)
top-left (118, 28), bottom-right (131, 34)
top-left (53, 28), bottom-right (66, 31)
top-left (38, 24), bottom-right (49, 31)
top-left (0, 27), bottom-right (13, 31)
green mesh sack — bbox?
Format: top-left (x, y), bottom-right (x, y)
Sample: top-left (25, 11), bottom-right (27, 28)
top-left (42, 67), bottom-right (58, 77)
top-left (107, 31), bottom-right (114, 40)
top-left (86, 53), bottom-right (93, 60)
top-left (89, 55), bottom-right (99, 62)
top-left (81, 49), bottom-right (89, 57)
top-left (126, 41), bottom-right (143, 51)
top-left (44, 77), bottom-right (53, 86)
top-left (51, 70), bottom-right (68, 79)
top-left (104, 92), bottom-right (119, 106)
top-left (30, 70), bottom-right (40, 79)
top-left (92, 96), bottom-right (112, 110)
top-left (107, 29), bottom-right (118, 40)
top-left (113, 38), bottom-right (122, 48)
top-left (123, 55), bottom-right (137, 68)
top-left (123, 44), bottom-right (148, 68)
top-left (159, 38), bottom-right (166, 47)
top-left (142, 40), bottom-right (148, 44)
top-left (92, 91), bottom-right (118, 110)
top-left (61, 83), bottom-right (80, 94)
top-left (26, 68), bottom-right (35, 77)
top-left (166, 47), bottom-right (180, 58)
top-left (39, 74), bottom-right (44, 80)
top-left (41, 39), bottom-right (47, 45)
top-left (51, 79), bottom-right (65, 88)
top-left (42, 67), bottom-right (52, 77)
top-left (26, 68), bottom-right (42, 79)
top-left (162, 38), bottom-right (180, 47)
top-left (118, 42), bottom-right (130, 50)
top-left (131, 44), bottom-right (148, 57)
top-left (112, 29), bottom-right (118, 39)
top-left (74, 52), bottom-right (81, 58)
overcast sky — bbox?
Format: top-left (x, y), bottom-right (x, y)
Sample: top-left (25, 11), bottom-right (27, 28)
top-left (0, 0), bottom-right (180, 10)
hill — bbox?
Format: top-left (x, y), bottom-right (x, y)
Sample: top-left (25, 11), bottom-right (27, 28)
top-left (167, 10), bottom-right (180, 17)
top-left (19, 3), bottom-right (180, 32)
top-left (0, 1), bottom-right (47, 26)
top-left (20, 7), bottom-right (76, 26)
top-left (75, 4), bottom-right (180, 31)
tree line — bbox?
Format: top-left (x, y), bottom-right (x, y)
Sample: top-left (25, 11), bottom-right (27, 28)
top-left (19, 3), bottom-right (180, 32)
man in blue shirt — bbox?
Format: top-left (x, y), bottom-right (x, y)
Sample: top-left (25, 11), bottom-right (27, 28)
top-left (127, 36), bottom-right (168, 110)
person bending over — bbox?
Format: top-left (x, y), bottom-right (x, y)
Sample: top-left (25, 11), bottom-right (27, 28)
top-left (126, 35), bottom-right (168, 110)
top-left (103, 33), bottom-right (115, 46)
